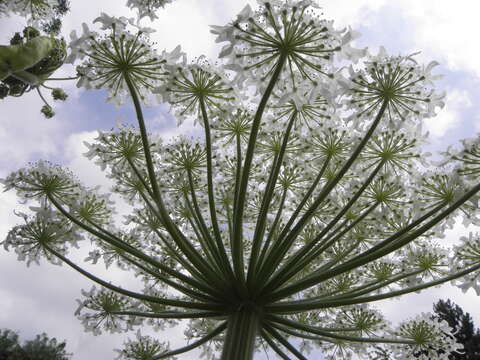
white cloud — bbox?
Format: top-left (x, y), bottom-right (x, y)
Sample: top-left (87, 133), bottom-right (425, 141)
top-left (399, 2), bottom-right (480, 76)
top-left (474, 115), bottom-right (480, 133)
top-left (64, 131), bottom-right (109, 187)
top-left (322, 0), bottom-right (388, 28)
top-left (424, 89), bottom-right (471, 138)
top-left (0, 94), bottom-right (68, 169)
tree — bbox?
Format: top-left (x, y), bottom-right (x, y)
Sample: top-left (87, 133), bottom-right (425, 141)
top-left (432, 300), bottom-right (480, 359)
top-left (0, 329), bottom-right (71, 360)
top-left (1, 0), bottom-right (480, 359)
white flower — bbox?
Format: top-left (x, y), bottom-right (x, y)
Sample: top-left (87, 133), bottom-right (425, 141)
top-left (75, 286), bottom-right (137, 335)
top-left (1, 0), bottom-right (55, 21)
top-left (344, 47), bottom-right (444, 123)
top-left (69, 15), bottom-right (178, 104)
top-left (392, 313), bottom-right (462, 360)
top-left (126, 0), bottom-right (174, 21)
top-left (1, 161), bottom-right (81, 203)
top-left (1, 205), bottom-right (81, 266)
top-left (115, 330), bottom-right (171, 360)
top-left (212, 0), bottom-right (344, 88)
top-left (451, 232), bottom-right (480, 295)
top-left (157, 56), bottom-right (237, 124)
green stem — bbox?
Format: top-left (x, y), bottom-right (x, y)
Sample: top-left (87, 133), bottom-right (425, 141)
top-left (186, 169), bottom-right (225, 272)
top-left (231, 54), bottom-right (287, 288)
top-left (150, 322), bottom-right (227, 360)
top-left (233, 132), bottom-right (242, 214)
top-left (256, 154), bottom-right (331, 275)
top-left (329, 269), bottom-right (424, 300)
top-left (263, 323), bottom-right (308, 360)
top-left (44, 245), bottom-right (221, 310)
top-left (256, 187), bottom-right (288, 276)
top-left (257, 101), bottom-right (388, 289)
top-left (133, 181), bottom-right (214, 286)
top-left (120, 253), bottom-right (218, 303)
top-left (267, 261), bottom-right (480, 313)
top-left (199, 98), bottom-right (233, 279)
top-left (221, 306), bottom-right (261, 360)
top-left (271, 182), bottom-right (480, 301)
top-left (124, 73), bottom-right (225, 287)
top-left (111, 310), bottom-right (224, 319)
top-left (248, 111), bottom-right (297, 290)
top-left (306, 269), bottom-right (424, 303)
top-left (44, 76), bottom-right (79, 81)
top-left (271, 202), bottom-right (379, 291)
top-left (267, 315), bottom-right (415, 345)
top-left (260, 329), bottom-right (290, 360)
top-left (126, 157), bottom-right (155, 198)
top-left (130, 179), bottom-right (208, 282)
top-left (278, 154), bottom-right (331, 236)
top-left (48, 195), bottom-right (213, 294)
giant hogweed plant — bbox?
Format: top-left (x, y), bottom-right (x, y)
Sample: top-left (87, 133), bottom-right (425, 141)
top-left (1, 0), bottom-right (480, 359)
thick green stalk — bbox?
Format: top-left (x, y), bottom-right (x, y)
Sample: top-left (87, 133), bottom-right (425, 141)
top-left (81, 206), bottom-right (214, 293)
top-left (137, 192), bottom-right (213, 285)
top-left (255, 154), bottom-right (331, 275)
top-left (129, 173), bottom-right (216, 286)
top-left (303, 268), bottom-right (424, 303)
top-left (221, 306), bottom-right (261, 360)
top-left (275, 154), bottom-right (332, 240)
top-left (255, 187), bottom-right (288, 276)
top-left (260, 330), bottom-right (290, 360)
top-left (186, 169), bottom-right (225, 272)
top-left (233, 132), bottom-right (242, 214)
top-left (119, 253), bottom-right (218, 303)
top-left (231, 54), bottom-right (287, 287)
top-left (269, 201), bottom-right (379, 291)
top-left (329, 269), bottom-right (424, 300)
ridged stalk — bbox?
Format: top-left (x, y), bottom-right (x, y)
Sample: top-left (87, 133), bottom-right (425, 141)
top-left (221, 306), bottom-right (261, 360)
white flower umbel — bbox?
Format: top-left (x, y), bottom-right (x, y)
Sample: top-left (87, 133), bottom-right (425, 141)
top-left (212, 0), bottom-right (344, 88)
top-left (344, 47), bottom-right (445, 124)
top-left (452, 232), bottom-right (480, 295)
top-left (126, 0), bottom-right (174, 20)
top-left (158, 56), bottom-right (237, 124)
top-left (2, 205), bottom-right (81, 266)
top-left (1, 161), bottom-right (81, 203)
top-left (70, 16), bottom-right (177, 104)
top-left (0, 0), bottom-right (67, 25)
top-left (115, 330), bottom-right (171, 360)
top-left (75, 286), bottom-right (138, 335)
top-left (392, 313), bottom-right (462, 360)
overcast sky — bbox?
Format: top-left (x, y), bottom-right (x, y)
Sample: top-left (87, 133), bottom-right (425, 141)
top-left (1, 1), bottom-right (480, 359)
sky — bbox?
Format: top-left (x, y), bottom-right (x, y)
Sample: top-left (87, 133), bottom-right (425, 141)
top-left (1, 0), bottom-right (480, 359)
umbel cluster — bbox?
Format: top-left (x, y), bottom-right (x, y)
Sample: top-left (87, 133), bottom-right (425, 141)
top-left (1, 0), bottom-right (480, 359)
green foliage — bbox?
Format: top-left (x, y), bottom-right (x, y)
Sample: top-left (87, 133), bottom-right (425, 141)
top-left (0, 329), bottom-right (71, 360)
top-left (433, 300), bottom-right (480, 360)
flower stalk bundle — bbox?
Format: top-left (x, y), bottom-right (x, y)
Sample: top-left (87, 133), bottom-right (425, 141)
top-left (2, 0), bottom-right (480, 359)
